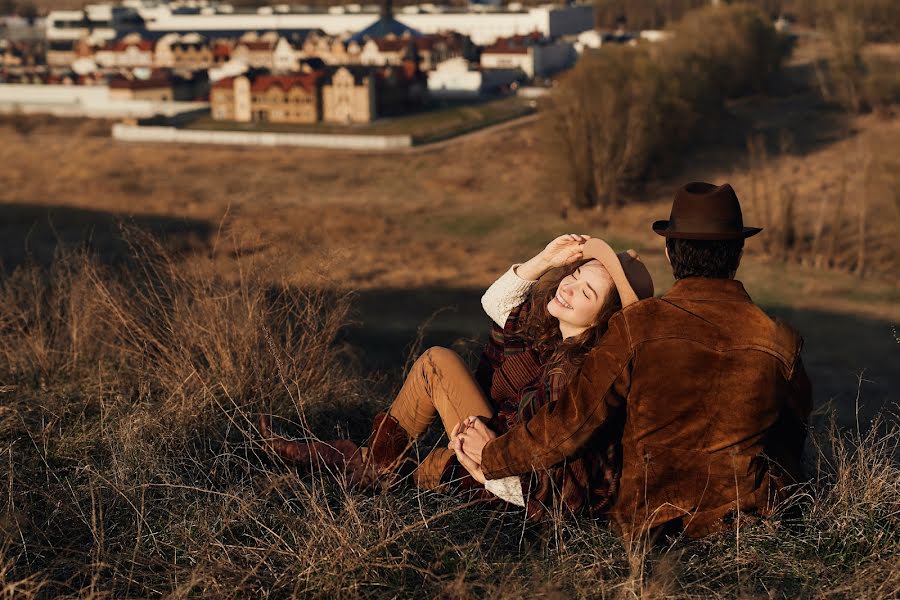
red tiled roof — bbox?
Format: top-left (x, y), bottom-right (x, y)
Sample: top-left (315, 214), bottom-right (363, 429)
top-left (482, 31), bottom-right (542, 55)
top-left (113, 39), bottom-right (154, 52)
top-left (109, 76), bottom-right (170, 90)
top-left (414, 37), bottom-right (436, 50)
top-left (372, 38), bottom-right (407, 52)
top-left (482, 46), bottom-right (530, 55)
top-left (250, 73), bottom-right (321, 94)
top-left (496, 31), bottom-right (543, 45)
top-left (243, 40), bottom-right (275, 51)
top-left (211, 76), bottom-right (236, 90)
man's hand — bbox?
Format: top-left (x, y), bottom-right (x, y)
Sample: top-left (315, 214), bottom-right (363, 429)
top-left (450, 438), bottom-right (486, 484)
top-left (454, 416), bottom-right (497, 466)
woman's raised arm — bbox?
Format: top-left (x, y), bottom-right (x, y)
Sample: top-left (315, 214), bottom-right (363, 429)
top-left (480, 234), bottom-right (592, 327)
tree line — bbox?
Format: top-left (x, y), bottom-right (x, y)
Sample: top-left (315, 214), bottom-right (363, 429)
top-left (594, 0), bottom-right (900, 43)
top-left (543, 3), bottom-right (791, 210)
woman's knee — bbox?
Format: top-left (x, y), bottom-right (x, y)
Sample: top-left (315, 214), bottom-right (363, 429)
top-left (419, 346), bottom-right (463, 369)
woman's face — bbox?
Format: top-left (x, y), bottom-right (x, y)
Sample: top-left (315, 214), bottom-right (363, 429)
top-left (547, 260), bottom-right (614, 330)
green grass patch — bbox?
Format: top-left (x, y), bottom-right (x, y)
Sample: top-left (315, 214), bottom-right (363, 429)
top-left (181, 96), bottom-right (535, 144)
top-left (425, 211), bottom-right (503, 238)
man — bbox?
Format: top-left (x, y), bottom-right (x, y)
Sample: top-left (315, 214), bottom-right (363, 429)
top-left (452, 182), bottom-right (813, 540)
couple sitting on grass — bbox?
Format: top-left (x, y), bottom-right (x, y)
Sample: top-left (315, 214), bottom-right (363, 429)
top-left (261, 182), bottom-right (812, 541)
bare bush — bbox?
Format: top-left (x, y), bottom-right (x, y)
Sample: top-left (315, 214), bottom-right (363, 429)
top-left (861, 54), bottom-right (900, 116)
top-left (742, 128), bottom-right (899, 277)
top-left (814, 6), bottom-right (900, 115)
top-left (594, 0), bottom-right (900, 42)
top-left (545, 3), bottom-right (789, 210)
top-left (541, 47), bottom-right (678, 209)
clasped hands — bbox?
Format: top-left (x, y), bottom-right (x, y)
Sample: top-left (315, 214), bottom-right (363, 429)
top-left (448, 416), bottom-right (497, 484)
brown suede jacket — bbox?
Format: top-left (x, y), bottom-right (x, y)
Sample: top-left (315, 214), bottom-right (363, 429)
top-left (481, 277), bottom-right (813, 539)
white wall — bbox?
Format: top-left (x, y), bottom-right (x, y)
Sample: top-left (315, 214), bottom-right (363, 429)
top-left (481, 51), bottom-right (531, 77)
top-left (427, 57), bottom-right (482, 97)
top-left (0, 83), bottom-right (207, 118)
top-left (112, 123), bottom-right (413, 150)
top-left (130, 4), bottom-right (594, 46)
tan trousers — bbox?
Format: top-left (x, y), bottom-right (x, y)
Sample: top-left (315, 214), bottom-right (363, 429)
top-left (387, 347), bottom-right (494, 489)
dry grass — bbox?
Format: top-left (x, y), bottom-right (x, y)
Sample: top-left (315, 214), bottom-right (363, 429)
top-left (0, 239), bottom-right (897, 598)
top-left (0, 23), bottom-right (896, 597)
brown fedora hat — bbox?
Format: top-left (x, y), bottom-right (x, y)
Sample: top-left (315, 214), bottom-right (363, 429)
top-left (653, 182), bottom-right (761, 240)
top-left (581, 239), bottom-right (654, 307)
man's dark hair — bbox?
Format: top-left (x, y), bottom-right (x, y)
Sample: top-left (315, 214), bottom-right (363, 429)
top-left (665, 238), bottom-right (745, 279)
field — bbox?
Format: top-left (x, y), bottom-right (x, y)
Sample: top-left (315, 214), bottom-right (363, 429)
top-left (0, 33), bottom-right (898, 597)
top-left (184, 96), bottom-right (536, 145)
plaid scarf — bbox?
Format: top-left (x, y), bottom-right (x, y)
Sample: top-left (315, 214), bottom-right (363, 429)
top-left (474, 301), bottom-right (559, 434)
top-left (473, 299), bottom-right (621, 520)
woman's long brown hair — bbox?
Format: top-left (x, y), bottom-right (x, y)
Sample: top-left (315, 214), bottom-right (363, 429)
top-left (515, 259), bottom-right (622, 385)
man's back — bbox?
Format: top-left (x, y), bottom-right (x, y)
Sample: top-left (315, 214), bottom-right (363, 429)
top-left (612, 277), bottom-right (812, 538)
top-left (476, 182), bottom-right (812, 540)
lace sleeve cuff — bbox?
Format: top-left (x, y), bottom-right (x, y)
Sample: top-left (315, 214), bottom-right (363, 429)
top-left (481, 265), bottom-right (538, 328)
top-left (484, 476), bottom-right (526, 507)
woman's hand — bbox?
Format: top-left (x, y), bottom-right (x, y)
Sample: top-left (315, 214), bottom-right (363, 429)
top-left (450, 439), bottom-right (486, 484)
top-left (453, 416), bottom-right (497, 466)
top-left (516, 234), bottom-right (592, 281)
top-left (447, 417), bottom-right (487, 485)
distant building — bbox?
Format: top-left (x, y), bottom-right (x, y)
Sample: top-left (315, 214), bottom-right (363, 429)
top-left (639, 30), bottom-right (671, 43)
top-left (46, 4), bottom-right (596, 47)
top-left (108, 73), bottom-right (172, 101)
top-left (231, 37), bottom-right (276, 69)
top-left (95, 35), bottom-right (155, 69)
top-left (480, 33), bottom-right (575, 79)
top-left (427, 56), bottom-right (522, 98)
top-left (321, 66), bottom-right (376, 123)
top-left (153, 33), bottom-right (180, 68)
top-left (348, 4), bottom-right (420, 44)
top-left (297, 31), bottom-right (361, 66)
top-left (46, 40), bottom-right (78, 68)
top-left (210, 58), bottom-right (425, 125)
top-left (272, 37), bottom-right (301, 72)
top-left (171, 37), bottom-right (214, 70)
top-left (359, 32), bottom-right (469, 71)
top-left (211, 72), bottom-right (321, 123)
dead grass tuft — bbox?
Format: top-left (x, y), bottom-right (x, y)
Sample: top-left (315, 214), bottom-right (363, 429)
top-left (0, 233), bottom-right (897, 598)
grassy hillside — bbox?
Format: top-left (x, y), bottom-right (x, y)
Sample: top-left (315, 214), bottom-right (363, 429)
top-left (0, 32), bottom-right (898, 598)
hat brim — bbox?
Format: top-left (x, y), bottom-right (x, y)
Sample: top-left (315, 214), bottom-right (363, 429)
top-left (652, 220), bottom-right (762, 240)
top-left (581, 239), bottom-right (640, 306)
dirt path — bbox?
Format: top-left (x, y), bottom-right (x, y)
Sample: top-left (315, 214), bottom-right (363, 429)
top-left (399, 112), bottom-right (541, 154)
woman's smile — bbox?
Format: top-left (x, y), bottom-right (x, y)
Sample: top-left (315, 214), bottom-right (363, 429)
top-left (553, 293), bottom-right (573, 309)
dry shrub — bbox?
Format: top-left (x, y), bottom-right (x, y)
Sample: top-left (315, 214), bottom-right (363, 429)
top-left (666, 3), bottom-right (791, 99)
top-left (787, 0), bottom-right (900, 42)
top-left (743, 128), bottom-right (899, 277)
top-left (0, 230), bottom-right (897, 597)
top-left (594, 0), bottom-right (900, 43)
top-left (544, 4), bottom-right (790, 209)
top-left (861, 54), bottom-right (900, 116)
top-left (542, 47), bottom-right (675, 210)
top-left (815, 6), bottom-right (900, 115)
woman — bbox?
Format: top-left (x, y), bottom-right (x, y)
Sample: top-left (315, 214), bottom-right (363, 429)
top-left (260, 234), bottom-right (654, 517)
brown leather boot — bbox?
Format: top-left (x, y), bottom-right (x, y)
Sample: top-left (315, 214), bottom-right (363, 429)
top-left (259, 415), bottom-right (359, 471)
top-left (349, 412), bottom-right (411, 488)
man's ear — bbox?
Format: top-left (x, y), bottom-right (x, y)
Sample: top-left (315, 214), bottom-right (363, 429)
top-left (664, 244), bottom-right (671, 266)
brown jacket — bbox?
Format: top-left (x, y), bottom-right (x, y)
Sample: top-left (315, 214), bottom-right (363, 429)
top-left (481, 277), bottom-right (813, 539)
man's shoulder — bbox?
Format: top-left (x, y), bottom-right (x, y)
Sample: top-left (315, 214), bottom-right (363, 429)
top-left (613, 295), bottom-right (804, 367)
top-left (770, 317), bottom-right (804, 366)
